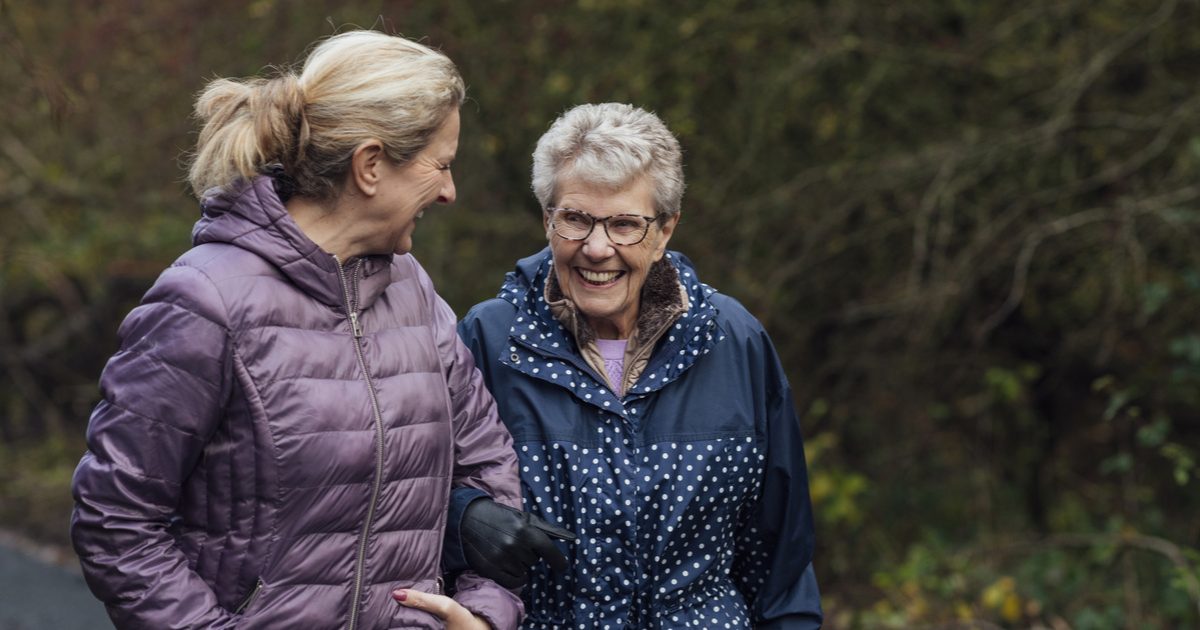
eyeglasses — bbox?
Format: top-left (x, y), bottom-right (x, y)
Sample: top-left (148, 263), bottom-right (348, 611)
top-left (546, 207), bottom-right (662, 246)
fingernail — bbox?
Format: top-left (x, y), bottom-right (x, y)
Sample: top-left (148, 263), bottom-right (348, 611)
top-left (392, 589), bottom-right (407, 602)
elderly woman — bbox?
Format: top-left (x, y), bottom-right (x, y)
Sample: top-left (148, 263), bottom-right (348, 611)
top-left (70, 31), bottom-right (528, 629)
top-left (455, 103), bottom-right (823, 628)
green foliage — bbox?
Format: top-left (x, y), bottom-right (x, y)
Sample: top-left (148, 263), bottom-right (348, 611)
top-left (861, 532), bottom-right (1200, 628)
top-left (0, 433), bottom-right (84, 549)
top-left (806, 432), bottom-right (869, 529)
top-left (3, 0), bottom-right (1200, 627)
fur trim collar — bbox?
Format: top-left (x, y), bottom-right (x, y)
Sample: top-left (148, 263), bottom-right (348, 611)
top-left (545, 257), bottom-right (687, 347)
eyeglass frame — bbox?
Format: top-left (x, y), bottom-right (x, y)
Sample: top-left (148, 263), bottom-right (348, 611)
top-left (544, 206), bottom-right (665, 246)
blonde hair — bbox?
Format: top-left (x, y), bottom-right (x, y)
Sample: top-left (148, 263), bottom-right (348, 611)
top-left (188, 30), bottom-right (465, 199)
top-left (531, 103), bottom-right (685, 217)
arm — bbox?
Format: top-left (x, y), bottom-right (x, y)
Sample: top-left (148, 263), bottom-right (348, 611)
top-left (425, 280), bottom-right (524, 629)
top-left (731, 338), bottom-right (823, 629)
top-left (70, 264), bottom-right (238, 629)
top-left (444, 303), bottom-right (576, 591)
top-left (432, 293), bottom-right (521, 509)
top-left (443, 487), bottom-right (490, 573)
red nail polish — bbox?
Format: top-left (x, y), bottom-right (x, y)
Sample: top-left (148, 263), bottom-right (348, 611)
top-left (392, 590), bottom-right (407, 602)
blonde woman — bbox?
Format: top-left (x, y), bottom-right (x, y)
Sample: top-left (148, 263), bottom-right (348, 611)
top-left (71, 31), bottom-right (526, 629)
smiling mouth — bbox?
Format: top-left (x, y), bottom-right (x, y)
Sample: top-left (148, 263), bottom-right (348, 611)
top-left (577, 268), bottom-right (624, 286)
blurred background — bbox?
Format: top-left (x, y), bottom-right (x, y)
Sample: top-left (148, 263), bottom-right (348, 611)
top-left (2, 0), bottom-right (1199, 628)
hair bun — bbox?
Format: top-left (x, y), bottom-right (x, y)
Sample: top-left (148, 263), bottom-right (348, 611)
top-left (253, 73), bottom-right (308, 173)
top-left (259, 73), bottom-right (304, 123)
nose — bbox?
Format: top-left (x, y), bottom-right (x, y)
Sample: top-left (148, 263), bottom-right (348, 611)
top-left (437, 172), bottom-right (456, 205)
top-left (581, 221), bottom-right (615, 259)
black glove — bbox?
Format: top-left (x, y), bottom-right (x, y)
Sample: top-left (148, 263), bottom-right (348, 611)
top-left (460, 498), bottom-right (577, 589)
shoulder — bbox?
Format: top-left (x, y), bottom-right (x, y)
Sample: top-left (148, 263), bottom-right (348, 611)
top-left (137, 245), bottom-right (254, 329)
top-left (386, 253), bottom-right (438, 301)
top-left (709, 292), bottom-right (763, 334)
top-left (165, 243), bottom-right (284, 315)
top-left (464, 297), bottom-right (518, 322)
top-left (710, 295), bottom-right (776, 362)
top-left (176, 242), bottom-right (275, 282)
top-left (675, 259), bottom-right (769, 345)
top-left (702, 291), bottom-right (780, 379)
top-left (388, 252), bottom-right (423, 277)
top-left (668, 252), bottom-right (793, 395)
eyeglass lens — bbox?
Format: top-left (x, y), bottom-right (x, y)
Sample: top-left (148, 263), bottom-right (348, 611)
top-left (551, 209), bottom-right (653, 245)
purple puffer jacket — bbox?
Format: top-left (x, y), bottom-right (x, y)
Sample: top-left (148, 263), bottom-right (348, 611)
top-left (70, 175), bottom-right (524, 629)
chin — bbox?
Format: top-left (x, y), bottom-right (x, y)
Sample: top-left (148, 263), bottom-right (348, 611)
top-left (392, 234), bottom-right (415, 256)
top-left (578, 301), bottom-right (627, 324)
top-left (571, 287), bottom-right (624, 314)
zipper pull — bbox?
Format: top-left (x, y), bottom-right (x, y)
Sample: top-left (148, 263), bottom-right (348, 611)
top-left (349, 311), bottom-right (363, 338)
top-left (234, 577), bottom-right (264, 614)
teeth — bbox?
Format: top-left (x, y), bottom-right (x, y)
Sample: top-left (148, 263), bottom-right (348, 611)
top-left (579, 269), bottom-right (620, 283)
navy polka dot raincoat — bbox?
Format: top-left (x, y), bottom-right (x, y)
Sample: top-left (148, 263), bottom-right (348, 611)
top-left (457, 248), bottom-right (822, 629)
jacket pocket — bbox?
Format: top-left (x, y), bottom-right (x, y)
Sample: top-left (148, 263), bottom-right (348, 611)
top-left (234, 577), bottom-right (265, 615)
top-left (389, 579), bottom-right (444, 629)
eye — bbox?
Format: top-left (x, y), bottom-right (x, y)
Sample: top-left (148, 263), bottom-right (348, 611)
top-left (560, 210), bottom-right (591, 227)
top-left (609, 217), bottom-right (643, 233)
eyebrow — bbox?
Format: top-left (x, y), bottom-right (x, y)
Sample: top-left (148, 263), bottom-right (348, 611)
top-left (557, 207), bottom-right (655, 218)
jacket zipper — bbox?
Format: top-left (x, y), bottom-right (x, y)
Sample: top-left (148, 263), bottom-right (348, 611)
top-left (234, 577), bottom-right (264, 614)
top-left (620, 305), bottom-right (691, 396)
top-left (336, 258), bottom-right (388, 630)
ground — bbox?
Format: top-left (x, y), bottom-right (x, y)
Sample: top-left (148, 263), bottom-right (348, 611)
top-left (0, 532), bottom-right (108, 629)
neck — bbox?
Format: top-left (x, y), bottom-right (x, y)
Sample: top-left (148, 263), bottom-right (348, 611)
top-left (587, 309), bottom-right (638, 340)
top-left (286, 195), bottom-right (368, 262)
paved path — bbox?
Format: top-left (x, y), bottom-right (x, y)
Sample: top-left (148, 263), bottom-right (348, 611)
top-left (0, 534), bottom-right (109, 629)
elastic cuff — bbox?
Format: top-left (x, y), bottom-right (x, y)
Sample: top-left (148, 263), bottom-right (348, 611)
top-left (442, 487), bottom-right (490, 572)
top-left (453, 572), bottom-right (525, 630)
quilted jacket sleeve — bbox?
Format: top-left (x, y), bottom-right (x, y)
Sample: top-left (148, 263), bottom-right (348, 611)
top-left (730, 332), bottom-right (823, 630)
top-left (70, 263), bottom-right (238, 629)
top-left (420, 269), bottom-right (525, 629)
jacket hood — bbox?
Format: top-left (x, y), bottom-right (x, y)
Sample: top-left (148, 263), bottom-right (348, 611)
top-left (192, 175), bottom-right (392, 309)
top-left (507, 246), bottom-right (553, 290)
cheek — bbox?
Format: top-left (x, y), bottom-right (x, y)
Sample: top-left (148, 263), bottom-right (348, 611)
top-left (626, 246), bottom-right (657, 275)
top-left (649, 235), bottom-right (669, 261)
top-left (549, 239), bottom-right (576, 266)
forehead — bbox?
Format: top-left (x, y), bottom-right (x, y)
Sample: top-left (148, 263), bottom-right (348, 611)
top-left (556, 177), bottom-right (654, 215)
top-left (427, 110), bottom-right (460, 155)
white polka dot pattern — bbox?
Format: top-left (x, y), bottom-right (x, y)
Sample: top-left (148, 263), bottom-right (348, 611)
top-left (487, 253), bottom-right (796, 624)
top-left (517, 434), bottom-right (765, 629)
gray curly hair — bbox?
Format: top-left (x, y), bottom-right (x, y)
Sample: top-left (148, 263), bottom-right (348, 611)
top-left (531, 103), bottom-right (685, 217)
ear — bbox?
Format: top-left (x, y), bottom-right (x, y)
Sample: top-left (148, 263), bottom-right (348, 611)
top-left (651, 212), bottom-right (680, 262)
top-left (543, 209), bottom-right (554, 241)
top-left (348, 140), bottom-right (386, 197)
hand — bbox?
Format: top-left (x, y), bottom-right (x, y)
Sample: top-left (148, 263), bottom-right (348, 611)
top-left (460, 498), bottom-right (577, 588)
top-left (393, 589), bottom-right (491, 630)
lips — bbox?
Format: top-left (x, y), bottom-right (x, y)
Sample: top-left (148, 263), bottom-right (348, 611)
top-left (577, 268), bottom-right (624, 286)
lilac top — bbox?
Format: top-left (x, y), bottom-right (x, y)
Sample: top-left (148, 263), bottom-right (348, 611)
top-left (596, 338), bottom-right (628, 392)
